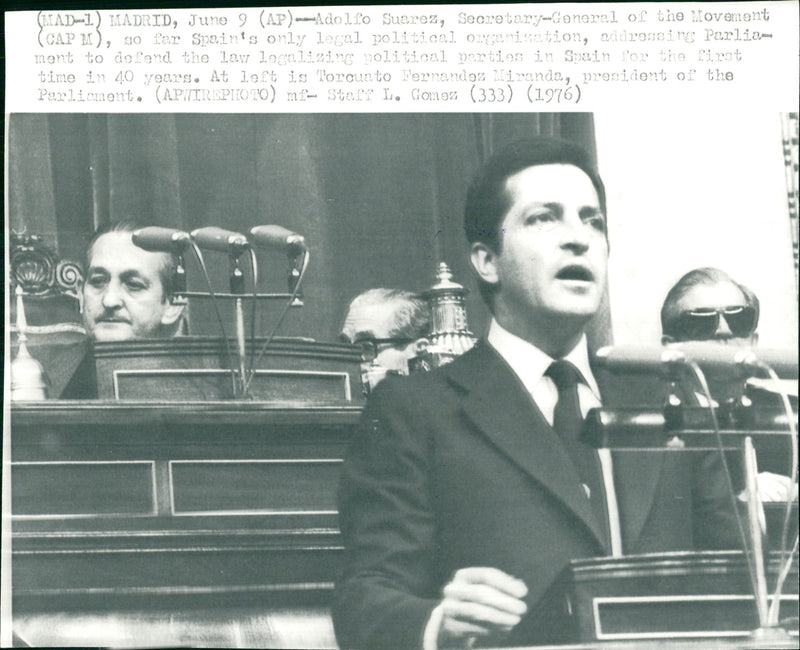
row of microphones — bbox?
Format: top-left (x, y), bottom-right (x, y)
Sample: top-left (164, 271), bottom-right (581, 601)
top-left (595, 342), bottom-right (798, 379)
top-left (131, 224), bottom-right (310, 399)
top-left (132, 225), bottom-right (306, 257)
top-left (132, 224), bottom-right (307, 300)
top-left (590, 342), bottom-right (798, 452)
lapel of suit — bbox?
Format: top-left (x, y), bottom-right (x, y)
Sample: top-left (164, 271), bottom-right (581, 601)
top-left (447, 342), bottom-right (607, 550)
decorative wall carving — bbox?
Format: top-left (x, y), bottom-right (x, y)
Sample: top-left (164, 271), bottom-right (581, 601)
top-left (780, 113), bottom-right (799, 291)
top-left (10, 231), bottom-right (83, 298)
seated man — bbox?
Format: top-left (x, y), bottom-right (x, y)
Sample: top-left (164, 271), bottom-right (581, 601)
top-left (334, 138), bottom-right (740, 649)
top-left (340, 288), bottom-right (430, 389)
top-left (661, 267), bottom-right (796, 503)
top-left (80, 220), bottom-right (185, 341)
top-left (62, 221), bottom-right (185, 398)
top-left (661, 266), bottom-right (760, 347)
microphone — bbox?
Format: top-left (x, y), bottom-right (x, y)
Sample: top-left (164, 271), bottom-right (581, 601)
top-left (132, 227), bottom-right (191, 253)
top-left (595, 345), bottom-right (687, 372)
top-left (249, 225), bottom-right (306, 256)
top-left (191, 227), bottom-right (250, 255)
top-left (595, 343), bottom-right (798, 378)
top-left (678, 342), bottom-right (798, 377)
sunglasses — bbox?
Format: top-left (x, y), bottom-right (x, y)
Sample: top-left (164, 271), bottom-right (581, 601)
top-left (352, 337), bottom-right (416, 362)
top-left (670, 305), bottom-right (757, 341)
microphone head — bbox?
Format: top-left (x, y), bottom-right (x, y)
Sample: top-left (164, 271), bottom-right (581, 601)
top-left (191, 227), bottom-right (249, 255)
top-left (595, 345), bottom-right (687, 372)
top-left (677, 342), bottom-right (798, 378)
top-left (249, 225), bottom-right (306, 255)
top-left (132, 227), bottom-right (191, 253)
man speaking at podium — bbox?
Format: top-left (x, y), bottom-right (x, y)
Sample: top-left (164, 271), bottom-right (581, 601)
top-left (333, 138), bottom-right (739, 649)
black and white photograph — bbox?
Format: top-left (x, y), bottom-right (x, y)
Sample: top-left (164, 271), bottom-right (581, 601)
top-left (3, 3), bottom-right (799, 649)
top-left (5, 109), bottom-right (798, 648)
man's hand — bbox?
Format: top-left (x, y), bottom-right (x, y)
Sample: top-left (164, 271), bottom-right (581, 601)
top-left (755, 472), bottom-right (798, 502)
top-left (739, 472), bottom-right (798, 504)
top-left (436, 567), bottom-right (528, 648)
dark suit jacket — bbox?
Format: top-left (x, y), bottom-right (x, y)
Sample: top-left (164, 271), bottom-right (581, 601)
top-left (333, 341), bottom-right (739, 649)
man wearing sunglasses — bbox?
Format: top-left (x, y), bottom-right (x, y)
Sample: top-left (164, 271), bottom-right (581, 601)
top-left (340, 288), bottom-right (431, 389)
top-left (661, 267), bottom-right (759, 345)
top-left (334, 138), bottom-right (739, 650)
top-left (661, 267), bottom-right (796, 505)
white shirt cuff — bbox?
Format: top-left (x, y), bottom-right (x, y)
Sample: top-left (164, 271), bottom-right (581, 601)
top-left (422, 602), bottom-right (445, 650)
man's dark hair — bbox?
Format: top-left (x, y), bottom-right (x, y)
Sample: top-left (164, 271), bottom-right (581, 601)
top-left (660, 267), bottom-right (760, 338)
top-left (464, 136), bottom-right (606, 305)
top-left (84, 220), bottom-right (180, 299)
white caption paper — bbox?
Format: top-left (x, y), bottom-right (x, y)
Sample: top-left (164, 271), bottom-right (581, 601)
top-left (5, 2), bottom-right (798, 112)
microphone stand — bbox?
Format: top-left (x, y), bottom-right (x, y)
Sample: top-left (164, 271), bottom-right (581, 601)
top-left (179, 226), bottom-right (310, 400)
top-left (743, 435), bottom-right (770, 628)
top-left (229, 254), bottom-right (247, 398)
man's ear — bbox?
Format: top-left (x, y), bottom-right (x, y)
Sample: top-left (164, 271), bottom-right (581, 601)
top-left (413, 337), bottom-right (429, 354)
top-left (470, 242), bottom-right (500, 286)
top-left (160, 300), bottom-right (185, 327)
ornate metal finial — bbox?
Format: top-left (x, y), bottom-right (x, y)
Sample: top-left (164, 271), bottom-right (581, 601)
top-left (11, 286), bottom-right (48, 400)
top-left (421, 262), bottom-right (477, 364)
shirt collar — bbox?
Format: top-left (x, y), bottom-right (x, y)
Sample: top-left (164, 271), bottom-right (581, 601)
top-left (487, 318), bottom-right (601, 399)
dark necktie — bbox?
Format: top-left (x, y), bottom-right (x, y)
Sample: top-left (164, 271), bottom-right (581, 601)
top-left (546, 360), bottom-right (608, 545)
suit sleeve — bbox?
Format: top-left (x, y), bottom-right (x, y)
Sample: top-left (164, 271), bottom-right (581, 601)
top-left (333, 377), bottom-right (441, 649)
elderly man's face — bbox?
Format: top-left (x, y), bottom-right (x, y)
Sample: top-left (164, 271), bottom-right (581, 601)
top-left (342, 300), bottom-right (420, 375)
top-left (81, 231), bottom-right (180, 341)
top-left (670, 281), bottom-right (756, 346)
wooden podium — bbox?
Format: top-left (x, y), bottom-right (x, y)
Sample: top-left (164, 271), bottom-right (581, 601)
top-left (10, 398), bottom-right (358, 648)
top-left (91, 336), bottom-right (365, 402)
top-left (524, 552), bottom-right (798, 645)
top-left (10, 337), bottom-right (363, 648)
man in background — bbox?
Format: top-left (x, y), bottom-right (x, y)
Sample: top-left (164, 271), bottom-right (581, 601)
top-left (340, 288), bottom-right (430, 389)
top-left (661, 267), bottom-right (796, 503)
top-left (661, 267), bottom-right (759, 347)
top-left (80, 220), bottom-right (185, 341)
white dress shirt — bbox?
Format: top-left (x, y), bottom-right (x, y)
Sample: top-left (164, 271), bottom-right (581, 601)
top-left (487, 319), bottom-right (602, 425)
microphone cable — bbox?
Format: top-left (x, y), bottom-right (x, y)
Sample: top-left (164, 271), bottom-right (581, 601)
top-left (756, 361), bottom-right (799, 627)
top-left (685, 360), bottom-right (762, 623)
top-left (243, 249), bottom-right (310, 396)
top-left (190, 241), bottom-right (238, 397)
top-left (246, 246), bottom-right (259, 386)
